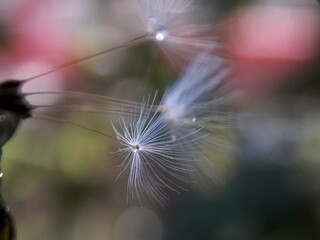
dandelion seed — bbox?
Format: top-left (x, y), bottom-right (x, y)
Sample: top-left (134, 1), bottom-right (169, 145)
top-left (112, 95), bottom-right (200, 207)
top-left (159, 52), bottom-right (237, 184)
top-left (134, 0), bottom-right (220, 68)
top-left (161, 53), bottom-right (233, 127)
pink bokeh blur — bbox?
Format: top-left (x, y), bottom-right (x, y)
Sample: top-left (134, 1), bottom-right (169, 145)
top-left (226, 5), bottom-right (320, 95)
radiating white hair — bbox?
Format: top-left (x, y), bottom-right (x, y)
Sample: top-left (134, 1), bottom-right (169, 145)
top-left (112, 95), bottom-right (202, 207)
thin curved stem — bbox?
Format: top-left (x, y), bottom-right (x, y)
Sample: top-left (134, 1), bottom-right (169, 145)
top-left (25, 91), bottom-right (160, 112)
top-left (31, 114), bottom-right (118, 142)
top-left (31, 104), bottom-right (143, 117)
top-left (21, 34), bottom-right (151, 84)
top-left (25, 90), bottom-right (143, 107)
top-left (31, 114), bottom-right (139, 148)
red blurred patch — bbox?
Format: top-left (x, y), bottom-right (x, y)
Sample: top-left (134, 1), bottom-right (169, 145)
top-left (226, 6), bottom-right (320, 95)
top-left (7, 0), bottom-right (72, 65)
top-left (0, 0), bottom-right (80, 88)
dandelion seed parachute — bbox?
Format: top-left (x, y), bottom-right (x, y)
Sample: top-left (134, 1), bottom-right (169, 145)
top-left (161, 53), bottom-right (233, 127)
top-left (112, 96), bottom-right (201, 207)
top-left (159, 52), bottom-right (237, 184)
top-left (134, 0), bottom-right (220, 69)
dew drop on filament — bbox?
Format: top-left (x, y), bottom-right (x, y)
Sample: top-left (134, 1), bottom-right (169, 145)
top-left (147, 16), bottom-right (168, 42)
top-left (155, 29), bottom-right (168, 42)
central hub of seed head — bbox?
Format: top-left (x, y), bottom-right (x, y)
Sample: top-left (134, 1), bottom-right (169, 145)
top-left (132, 144), bottom-right (140, 153)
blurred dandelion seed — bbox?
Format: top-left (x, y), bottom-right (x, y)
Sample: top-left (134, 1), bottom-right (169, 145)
top-left (158, 51), bottom-right (237, 185)
top-left (134, 0), bottom-right (220, 68)
top-left (161, 52), bottom-right (233, 129)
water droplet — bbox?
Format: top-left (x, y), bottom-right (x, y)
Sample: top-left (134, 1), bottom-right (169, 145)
top-left (147, 16), bottom-right (169, 41)
top-left (191, 116), bottom-right (197, 123)
top-left (0, 172), bottom-right (3, 178)
top-left (155, 29), bottom-right (168, 41)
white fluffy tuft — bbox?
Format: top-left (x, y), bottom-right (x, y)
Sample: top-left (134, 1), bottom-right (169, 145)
top-left (113, 96), bottom-right (199, 207)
